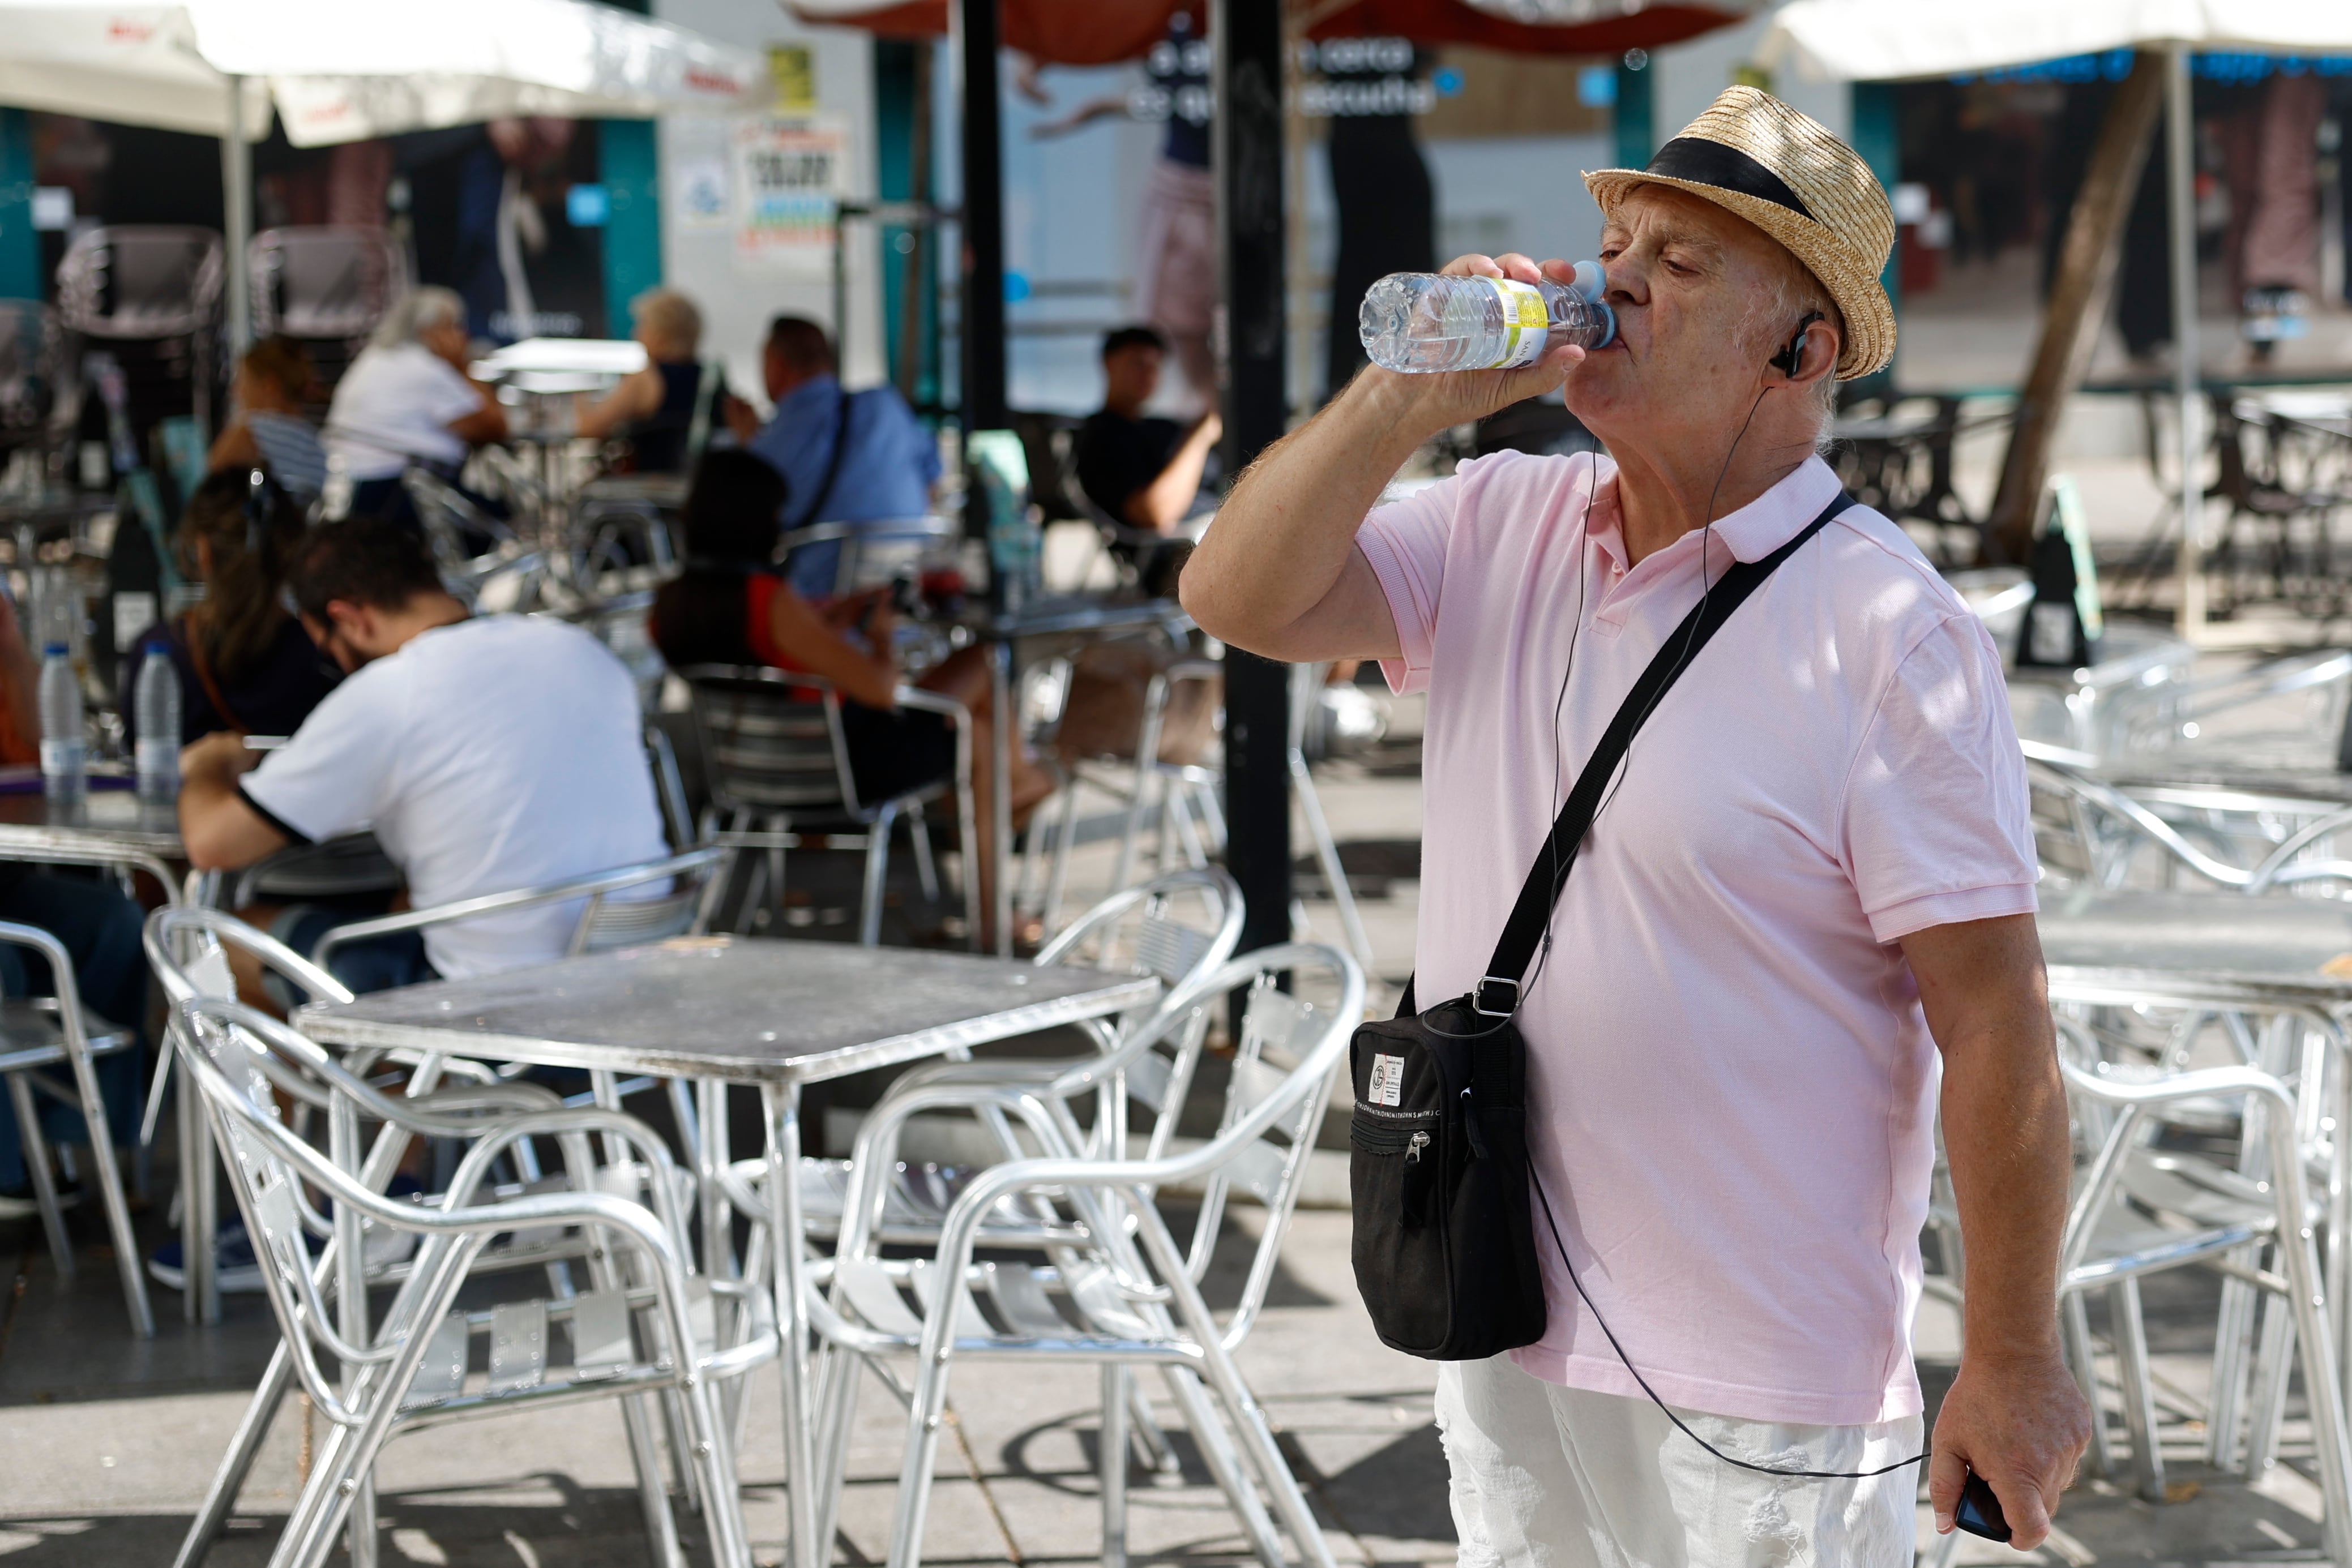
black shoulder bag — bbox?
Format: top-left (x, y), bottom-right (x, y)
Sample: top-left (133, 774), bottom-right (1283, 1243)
top-left (1348, 491), bottom-right (1854, 1361)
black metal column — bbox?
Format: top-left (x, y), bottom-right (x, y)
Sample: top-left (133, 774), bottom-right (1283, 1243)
top-left (955, 0), bottom-right (1007, 434)
top-left (1212, 0), bottom-right (1290, 954)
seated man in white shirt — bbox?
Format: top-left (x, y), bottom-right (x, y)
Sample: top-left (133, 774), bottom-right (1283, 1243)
top-left (178, 515), bottom-right (669, 993)
top-left (323, 285), bottom-right (509, 525)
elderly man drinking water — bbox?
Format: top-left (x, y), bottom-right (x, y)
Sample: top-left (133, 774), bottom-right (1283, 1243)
top-left (1183, 87), bottom-right (2088, 1564)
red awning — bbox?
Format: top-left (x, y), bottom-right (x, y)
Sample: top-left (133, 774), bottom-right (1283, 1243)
top-left (786, 0), bottom-right (1754, 65)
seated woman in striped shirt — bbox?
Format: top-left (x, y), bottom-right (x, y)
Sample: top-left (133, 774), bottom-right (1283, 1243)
top-left (207, 336), bottom-right (328, 504)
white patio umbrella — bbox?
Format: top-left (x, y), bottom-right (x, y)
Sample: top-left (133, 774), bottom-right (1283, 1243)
top-left (1759, 0), bottom-right (2352, 645)
top-left (0, 0), bottom-right (763, 344)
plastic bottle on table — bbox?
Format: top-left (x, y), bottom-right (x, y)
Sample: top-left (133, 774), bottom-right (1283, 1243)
top-left (134, 650), bottom-right (181, 801)
top-left (1359, 260), bottom-right (1616, 373)
top-left (38, 642), bottom-right (84, 801)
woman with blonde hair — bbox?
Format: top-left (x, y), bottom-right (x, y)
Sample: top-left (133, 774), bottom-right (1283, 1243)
top-left (576, 286), bottom-right (735, 472)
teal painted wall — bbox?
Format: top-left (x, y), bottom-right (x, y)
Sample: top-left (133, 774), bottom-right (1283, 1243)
top-left (595, 0), bottom-right (657, 337)
top-left (1848, 80), bottom-right (1901, 392)
top-left (600, 119), bottom-right (661, 339)
top-left (0, 110), bottom-right (36, 301)
top-left (873, 38), bottom-right (939, 409)
top-left (1613, 57), bottom-right (1654, 172)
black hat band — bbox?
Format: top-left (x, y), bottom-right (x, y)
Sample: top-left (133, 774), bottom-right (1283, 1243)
top-left (1643, 137), bottom-right (1814, 223)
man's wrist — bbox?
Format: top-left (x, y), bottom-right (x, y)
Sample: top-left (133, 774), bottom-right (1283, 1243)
top-left (1955, 1323), bottom-right (2066, 1370)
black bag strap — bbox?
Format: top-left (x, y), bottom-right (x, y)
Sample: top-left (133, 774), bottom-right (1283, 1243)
top-left (1463, 490), bottom-right (1855, 1019)
top-left (793, 384), bottom-right (857, 530)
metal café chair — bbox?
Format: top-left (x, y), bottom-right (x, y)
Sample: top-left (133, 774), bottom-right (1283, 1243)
top-left (2023, 739), bottom-right (2352, 896)
top-left (0, 297), bottom-right (70, 461)
top-left (149, 902), bottom-right (762, 1568)
top-left (55, 225), bottom-right (225, 432)
top-left (248, 225), bottom-right (403, 345)
top-left (312, 847), bottom-right (729, 1141)
top-left (2045, 1004), bottom-right (2352, 1561)
top-left (0, 833), bottom-right (183, 1339)
top-left (165, 989), bottom-right (769, 1568)
top-left (309, 847), bottom-right (726, 974)
top-left (0, 920), bottom-right (152, 1339)
top-left (773, 868), bottom-right (1243, 1252)
top-left (812, 942), bottom-right (1361, 1568)
top-left (400, 466), bottom-right (545, 609)
top-left (776, 515), bottom-right (962, 599)
top-left (692, 871), bottom-right (1239, 1499)
top-left (679, 665), bottom-right (977, 947)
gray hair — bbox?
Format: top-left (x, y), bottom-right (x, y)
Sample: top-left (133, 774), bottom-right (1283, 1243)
top-left (372, 285), bottom-right (467, 350)
top-left (1739, 249), bottom-right (1842, 449)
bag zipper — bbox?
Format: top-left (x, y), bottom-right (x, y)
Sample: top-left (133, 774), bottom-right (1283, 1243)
top-left (1352, 1112), bottom-right (1437, 1159)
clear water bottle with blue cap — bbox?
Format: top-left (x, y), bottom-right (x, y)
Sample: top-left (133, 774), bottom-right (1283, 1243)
top-left (1360, 261), bottom-right (1616, 373)
top-left (37, 642), bottom-right (84, 801)
top-left (133, 650), bottom-right (181, 802)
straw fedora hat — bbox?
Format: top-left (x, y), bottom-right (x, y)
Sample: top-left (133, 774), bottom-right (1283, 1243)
top-left (1584, 85), bottom-right (1896, 380)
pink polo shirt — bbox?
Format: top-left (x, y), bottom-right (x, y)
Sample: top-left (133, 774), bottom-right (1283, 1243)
top-left (1357, 451), bottom-right (2035, 1427)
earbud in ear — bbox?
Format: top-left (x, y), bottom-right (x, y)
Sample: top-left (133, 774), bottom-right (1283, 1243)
top-left (1769, 310), bottom-right (1825, 380)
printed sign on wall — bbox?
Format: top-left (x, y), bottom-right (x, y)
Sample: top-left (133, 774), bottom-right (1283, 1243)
top-left (733, 118), bottom-right (845, 275)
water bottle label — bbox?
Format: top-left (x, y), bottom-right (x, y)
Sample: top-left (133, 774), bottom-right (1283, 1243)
top-left (39, 740), bottom-right (83, 777)
top-left (137, 738), bottom-right (178, 784)
top-left (1486, 278), bottom-right (1552, 370)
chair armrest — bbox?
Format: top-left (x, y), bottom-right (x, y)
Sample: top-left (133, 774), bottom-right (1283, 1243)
top-left (2060, 1058), bottom-right (2297, 1116)
top-left (0, 832), bottom-right (183, 906)
top-left (314, 847), bottom-right (724, 963)
top-left (0, 920), bottom-right (88, 1036)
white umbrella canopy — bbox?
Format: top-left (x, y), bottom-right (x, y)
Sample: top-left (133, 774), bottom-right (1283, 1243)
top-left (1759, 0), bottom-right (2352, 82)
top-left (0, 0), bottom-right (762, 144)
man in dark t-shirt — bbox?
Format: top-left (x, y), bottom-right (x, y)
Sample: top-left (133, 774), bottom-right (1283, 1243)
top-left (1074, 325), bottom-right (1221, 531)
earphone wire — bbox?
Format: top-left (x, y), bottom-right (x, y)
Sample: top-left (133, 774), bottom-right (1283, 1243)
top-left (1417, 448), bottom-right (1599, 1044)
top-left (1521, 351), bottom-right (1927, 1480)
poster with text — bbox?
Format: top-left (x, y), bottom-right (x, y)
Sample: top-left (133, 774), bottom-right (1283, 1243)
top-left (733, 118), bottom-right (844, 275)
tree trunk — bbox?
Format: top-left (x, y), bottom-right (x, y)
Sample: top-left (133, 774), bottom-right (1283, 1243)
top-left (1986, 52), bottom-right (2166, 563)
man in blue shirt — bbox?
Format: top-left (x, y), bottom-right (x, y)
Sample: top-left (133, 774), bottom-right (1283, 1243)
top-left (737, 316), bottom-right (941, 596)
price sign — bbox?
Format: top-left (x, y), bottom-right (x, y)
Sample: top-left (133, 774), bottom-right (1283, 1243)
top-left (734, 119), bottom-right (845, 275)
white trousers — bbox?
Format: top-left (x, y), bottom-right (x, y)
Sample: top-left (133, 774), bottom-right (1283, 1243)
top-left (1435, 1357), bottom-right (1922, 1568)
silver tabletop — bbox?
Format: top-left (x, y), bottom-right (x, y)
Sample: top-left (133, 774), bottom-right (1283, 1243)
top-left (2038, 886), bottom-right (2352, 1000)
top-left (298, 932), bottom-right (1155, 1568)
top-left (0, 787), bottom-right (183, 856)
top-left (297, 934), bottom-right (1159, 1081)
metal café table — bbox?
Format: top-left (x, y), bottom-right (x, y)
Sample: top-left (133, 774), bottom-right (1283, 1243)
top-left (0, 784), bottom-right (185, 863)
top-left (299, 934), bottom-right (1158, 1568)
top-left (967, 593), bottom-right (1194, 954)
top-left (2036, 885), bottom-right (2352, 1410)
top-left (2037, 885), bottom-right (2352, 997)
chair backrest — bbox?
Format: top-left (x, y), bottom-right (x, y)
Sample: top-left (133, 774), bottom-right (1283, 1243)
top-left (307, 848), bottom-right (729, 972)
top-left (0, 299), bottom-right (63, 444)
top-left (1033, 868), bottom-right (1244, 1157)
top-left (679, 665), bottom-right (861, 818)
top-left (777, 516), bottom-right (960, 598)
top-left (55, 226), bottom-right (224, 340)
top-left (1008, 409), bottom-right (1088, 524)
top-left (249, 226), bottom-right (403, 342)
top-left (1172, 944), bottom-right (1359, 1334)
top-left (168, 995), bottom-right (366, 1420)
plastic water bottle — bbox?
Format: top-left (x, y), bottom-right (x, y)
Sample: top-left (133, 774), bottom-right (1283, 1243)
top-left (133, 651), bottom-right (181, 801)
top-left (38, 643), bottom-right (84, 801)
top-left (1360, 260), bottom-right (1617, 372)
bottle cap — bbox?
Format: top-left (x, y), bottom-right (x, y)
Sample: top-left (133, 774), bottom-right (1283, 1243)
top-left (1569, 260), bottom-right (1606, 302)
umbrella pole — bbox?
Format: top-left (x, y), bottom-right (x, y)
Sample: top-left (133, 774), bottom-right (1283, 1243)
top-left (220, 73), bottom-right (253, 432)
top-left (2166, 45), bottom-right (2205, 642)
